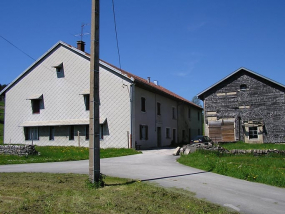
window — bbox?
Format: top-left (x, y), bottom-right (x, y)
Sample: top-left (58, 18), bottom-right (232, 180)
top-left (157, 102), bottom-right (161, 115)
top-left (24, 127), bottom-right (39, 140)
top-left (141, 97), bottom-right (146, 112)
top-left (32, 99), bottom-right (40, 114)
top-left (240, 84), bottom-right (247, 91)
top-left (53, 62), bottom-right (64, 78)
top-left (84, 94), bottom-right (90, 111)
top-left (140, 125), bottom-right (148, 140)
top-left (69, 126), bottom-right (74, 140)
top-left (249, 127), bottom-right (258, 139)
top-left (100, 124), bottom-right (104, 140)
top-left (85, 125), bottom-right (89, 140)
top-left (166, 128), bottom-right (170, 139)
top-left (49, 126), bottom-right (54, 141)
top-left (188, 108), bottom-right (191, 119)
top-left (172, 107), bottom-right (176, 119)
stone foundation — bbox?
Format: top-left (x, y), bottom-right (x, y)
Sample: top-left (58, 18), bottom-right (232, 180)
top-left (0, 145), bottom-right (38, 156)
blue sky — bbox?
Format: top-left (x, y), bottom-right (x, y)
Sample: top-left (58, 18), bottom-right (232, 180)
top-left (1, 0), bottom-right (285, 102)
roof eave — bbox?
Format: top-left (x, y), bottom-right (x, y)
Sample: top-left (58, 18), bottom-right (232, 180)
top-left (197, 67), bottom-right (285, 100)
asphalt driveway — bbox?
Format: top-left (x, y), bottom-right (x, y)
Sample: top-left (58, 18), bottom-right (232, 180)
top-left (1, 148), bottom-right (285, 214)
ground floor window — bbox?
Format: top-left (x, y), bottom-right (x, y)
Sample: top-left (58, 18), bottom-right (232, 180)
top-left (49, 126), bottom-right (54, 141)
top-left (100, 124), bottom-right (104, 140)
top-left (69, 126), bottom-right (74, 140)
top-left (140, 125), bottom-right (148, 140)
top-left (249, 127), bottom-right (258, 139)
top-left (85, 125), bottom-right (89, 140)
top-left (24, 127), bottom-right (39, 140)
top-left (166, 128), bottom-right (170, 139)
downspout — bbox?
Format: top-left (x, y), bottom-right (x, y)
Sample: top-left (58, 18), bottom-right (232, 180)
top-left (177, 102), bottom-right (179, 144)
top-left (130, 83), bottom-right (135, 149)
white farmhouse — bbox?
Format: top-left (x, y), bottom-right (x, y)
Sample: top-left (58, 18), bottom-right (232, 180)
top-left (0, 41), bottom-right (203, 149)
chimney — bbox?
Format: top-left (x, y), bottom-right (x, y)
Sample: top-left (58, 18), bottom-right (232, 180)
top-left (154, 80), bottom-right (158, 86)
top-left (77, 41), bottom-right (85, 52)
top-left (147, 77), bottom-right (150, 83)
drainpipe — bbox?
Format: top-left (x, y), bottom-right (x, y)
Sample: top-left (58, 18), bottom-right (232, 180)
top-left (130, 83), bottom-right (135, 149)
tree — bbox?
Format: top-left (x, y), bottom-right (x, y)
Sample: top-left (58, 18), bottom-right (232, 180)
top-left (0, 84), bottom-right (7, 91)
top-left (191, 95), bottom-right (202, 107)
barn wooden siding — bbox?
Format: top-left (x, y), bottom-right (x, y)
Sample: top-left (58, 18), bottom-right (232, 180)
top-left (203, 70), bottom-right (285, 143)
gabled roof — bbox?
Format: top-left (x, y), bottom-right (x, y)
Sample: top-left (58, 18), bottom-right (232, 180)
top-left (0, 41), bottom-right (202, 109)
top-left (197, 67), bottom-right (285, 100)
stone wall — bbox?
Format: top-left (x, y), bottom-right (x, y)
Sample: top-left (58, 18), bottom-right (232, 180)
top-left (0, 145), bottom-right (38, 156)
top-left (173, 143), bottom-right (285, 156)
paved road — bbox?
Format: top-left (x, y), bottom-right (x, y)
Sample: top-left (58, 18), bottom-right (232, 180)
top-left (1, 148), bottom-right (285, 214)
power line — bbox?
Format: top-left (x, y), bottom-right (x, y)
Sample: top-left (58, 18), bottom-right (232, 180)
top-left (0, 35), bottom-right (84, 89)
top-left (0, 35), bottom-right (36, 61)
top-left (111, 0), bottom-right (122, 70)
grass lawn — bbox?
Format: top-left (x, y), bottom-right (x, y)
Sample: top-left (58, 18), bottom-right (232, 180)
top-left (178, 142), bottom-right (285, 187)
top-left (0, 146), bottom-right (141, 165)
top-left (221, 141), bottom-right (285, 150)
top-left (0, 173), bottom-right (237, 214)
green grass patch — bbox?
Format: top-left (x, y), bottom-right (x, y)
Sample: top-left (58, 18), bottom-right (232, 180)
top-left (221, 141), bottom-right (285, 150)
top-left (178, 149), bottom-right (285, 187)
top-left (0, 146), bottom-right (141, 165)
top-left (0, 173), bottom-right (237, 214)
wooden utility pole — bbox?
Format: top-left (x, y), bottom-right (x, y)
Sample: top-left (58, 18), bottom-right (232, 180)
top-left (89, 0), bottom-right (100, 183)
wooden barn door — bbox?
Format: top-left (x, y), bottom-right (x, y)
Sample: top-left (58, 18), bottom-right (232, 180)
top-left (221, 119), bottom-right (235, 142)
top-left (209, 121), bottom-right (222, 143)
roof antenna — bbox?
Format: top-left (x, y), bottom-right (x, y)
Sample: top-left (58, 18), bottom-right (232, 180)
top-left (74, 23), bottom-right (90, 41)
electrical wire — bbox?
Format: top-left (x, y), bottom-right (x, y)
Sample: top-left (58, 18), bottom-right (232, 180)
top-left (111, 0), bottom-right (122, 70)
top-left (0, 35), bottom-right (36, 61)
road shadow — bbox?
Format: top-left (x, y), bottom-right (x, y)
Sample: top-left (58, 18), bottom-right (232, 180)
top-left (140, 171), bottom-right (208, 182)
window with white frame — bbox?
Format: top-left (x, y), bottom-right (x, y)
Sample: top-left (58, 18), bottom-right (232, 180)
top-left (249, 127), bottom-right (258, 139)
top-left (140, 125), bottom-right (148, 140)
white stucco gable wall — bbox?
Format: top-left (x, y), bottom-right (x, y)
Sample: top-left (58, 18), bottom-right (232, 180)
top-left (4, 42), bottom-right (132, 148)
top-left (4, 44), bottom-right (90, 146)
top-left (99, 64), bottom-right (132, 148)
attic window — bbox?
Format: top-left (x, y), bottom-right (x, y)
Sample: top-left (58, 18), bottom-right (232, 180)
top-left (53, 63), bottom-right (63, 72)
top-left (52, 63), bottom-right (64, 78)
top-left (240, 84), bottom-right (247, 90)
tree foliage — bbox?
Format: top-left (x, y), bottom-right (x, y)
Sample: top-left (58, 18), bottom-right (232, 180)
top-left (191, 95), bottom-right (202, 107)
top-left (0, 84), bottom-right (7, 91)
